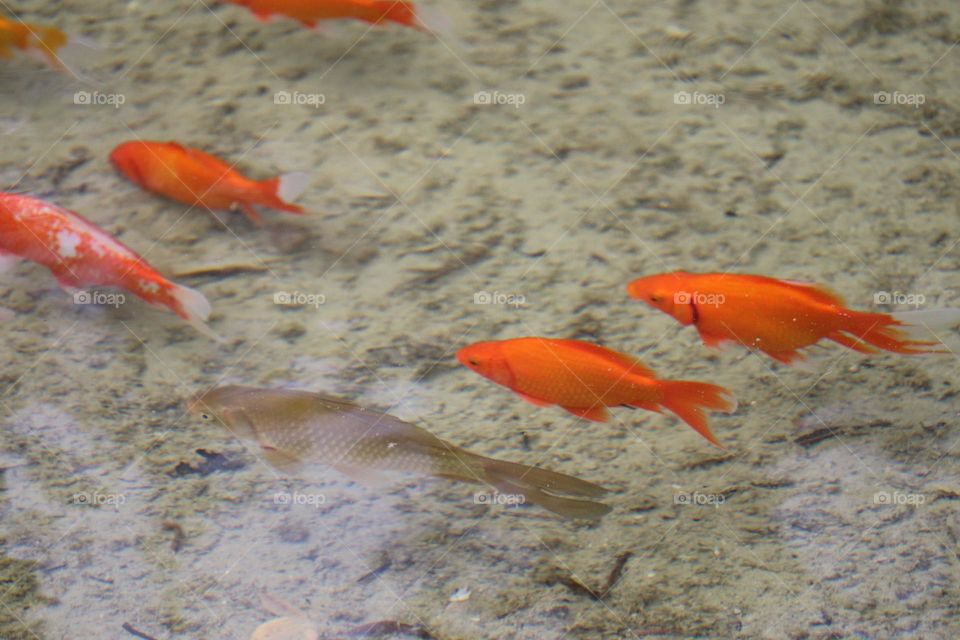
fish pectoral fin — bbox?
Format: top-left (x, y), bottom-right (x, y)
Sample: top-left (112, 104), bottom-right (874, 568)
top-left (240, 203), bottom-right (264, 226)
top-left (332, 463), bottom-right (392, 488)
top-left (561, 405), bottom-right (609, 422)
top-left (257, 444), bottom-right (303, 474)
top-left (516, 392), bottom-right (552, 408)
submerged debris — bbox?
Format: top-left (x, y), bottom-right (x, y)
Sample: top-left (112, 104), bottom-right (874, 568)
top-left (170, 449), bottom-right (245, 477)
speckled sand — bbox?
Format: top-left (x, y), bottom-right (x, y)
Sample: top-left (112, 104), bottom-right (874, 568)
top-left (1, 1), bottom-right (960, 638)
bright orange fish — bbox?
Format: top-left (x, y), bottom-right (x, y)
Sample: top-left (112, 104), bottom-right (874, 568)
top-left (224, 0), bottom-right (446, 31)
top-left (457, 337), bottom-right (736, 447)
top-left (0, 16), bottom-right (68, 71)
top-left (110, 141), bottom-right (309, 225)
top-left (0, 192), bottom-right (217, 339)
top-left (627, 271), bottom-right (960, 365)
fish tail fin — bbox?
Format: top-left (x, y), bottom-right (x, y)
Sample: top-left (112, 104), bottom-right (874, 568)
top-left (29, 26), bottom-right (100, 80)
top-left (839, 310), bottom-right (959, 355)
top-left (369, 1), bottom-right (451, 36)
top-left (258, 172), bottom-right (309, 214)
top-left (477, 456), bottom-right (611, 521)
top-left (658, 381), bottom-right (736, 448)
top-left (167, 282), bottom-right (223, 342)
top-left (411, 4), bottom-right (453, 37)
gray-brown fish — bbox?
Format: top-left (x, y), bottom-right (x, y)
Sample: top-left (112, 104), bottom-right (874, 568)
top-left (187, 385), bottom-right (611, 520)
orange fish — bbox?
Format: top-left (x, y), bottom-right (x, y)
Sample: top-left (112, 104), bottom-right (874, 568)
top-left (110, 141), bottom-right (309, 225)
top-left (0, 16), bottom-right (69, 71)
top-left (224, 0), bottom-right (446, 32)
top-left (0, 192), bottom-right (217, 339)
top-left (627, 271), bottom-right (960, 365)
top-left (457, 337), bottom-right (736, 447)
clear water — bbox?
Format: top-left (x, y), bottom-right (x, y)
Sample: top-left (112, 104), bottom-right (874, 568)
top-left (2, 1), bottom-right (959, 639)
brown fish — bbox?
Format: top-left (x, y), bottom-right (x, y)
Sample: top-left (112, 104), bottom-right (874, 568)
top-left (187, 385), bottom-right (611, 521)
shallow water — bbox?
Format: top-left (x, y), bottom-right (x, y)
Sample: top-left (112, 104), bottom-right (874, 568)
top-left (2, 1), bottom-right (959, 638)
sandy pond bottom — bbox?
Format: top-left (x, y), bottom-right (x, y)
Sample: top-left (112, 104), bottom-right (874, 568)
top-left (2, 0), bottom-right (960, 638)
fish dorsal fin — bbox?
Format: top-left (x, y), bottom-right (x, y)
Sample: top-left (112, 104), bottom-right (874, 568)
top-left (549, 339), bottom-right (657, 378)
top-left (783, 280), bottom-right (846, 306)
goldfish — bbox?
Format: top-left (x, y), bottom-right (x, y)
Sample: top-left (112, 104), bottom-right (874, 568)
top-left (224, 0), bottom-right (446, 32)
top-left (0, 192), bottom-right (216, 339)
top-left (189, 385), bottom-right (612, 520)
top-left (0, 16), bottom-right (68, 72)
top-left (110, 141), bottom-right (309, 226)
top-left (627, 271), bottom-right (960, 365)
top-left (456, 338), bottom-right (736, 447)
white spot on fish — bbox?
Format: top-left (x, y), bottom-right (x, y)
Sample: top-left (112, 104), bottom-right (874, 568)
top-left (56, 230), bottom-right (82, 258)
top-left (140, 280), bottom-right (160, 295)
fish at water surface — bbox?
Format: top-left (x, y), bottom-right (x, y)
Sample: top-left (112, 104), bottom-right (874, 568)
top-left (188, 385), bottom-right (612, 521)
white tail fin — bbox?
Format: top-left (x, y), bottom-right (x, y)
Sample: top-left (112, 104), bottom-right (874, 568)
top-left (277, 172), bottom-right (311, 203)
top-left (169, 284), bottom-right (223, 342)
top-left (893, 308), bottom-right (960, 341)
top-left (414, 5), bottom-right (453, 39)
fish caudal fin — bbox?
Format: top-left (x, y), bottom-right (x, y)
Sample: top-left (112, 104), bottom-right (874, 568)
top-left (258, 172), bottom-right (309, 215)
top-left (369, 1), bottom-right (451, 36)
top-left (411, 4), bottom-right (452, 37)
top-left (168, 283), bottom-right (223, 342)
top-left (835, 310), bottom-right (959, 356)
top-left (658, 381), bottom-right (736, 448)
top-left (478, 457), bottom-right (611, 521)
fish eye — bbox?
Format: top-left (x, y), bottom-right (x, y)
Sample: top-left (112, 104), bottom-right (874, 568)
top-left (649, 294), bottom-right (661, 303)
top-left (468, 358), bottom-right (479, 366)
top-left (200, 412), bottom-right (212, 421)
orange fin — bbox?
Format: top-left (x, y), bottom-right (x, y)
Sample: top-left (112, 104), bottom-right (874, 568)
top-left (561, 405), bottom-right (609, 422)
top-left (516, 392), bottom-right (551, 408)
top-left (658, 381), bottom-right (736, 447)
top-left (762, 348), bottom-right (807, 366)
top-left (240, 202), bottom-right (264, 226)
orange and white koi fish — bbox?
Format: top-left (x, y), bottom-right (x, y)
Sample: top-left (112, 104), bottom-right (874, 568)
top-left (0, 192), bottom-right (217, 339)
top-left (0, 15), bottom-right (69, 71)
top-left (0, 16), bottom-right (69, 71)
top-left (110, 141), bottom-right (309, 226)
top-left (457, 337), bottom-right (736, 447)
top-left (627, 271), bottom-right (960, 365)
top-left (224, 0), bottom-right (447, 32)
